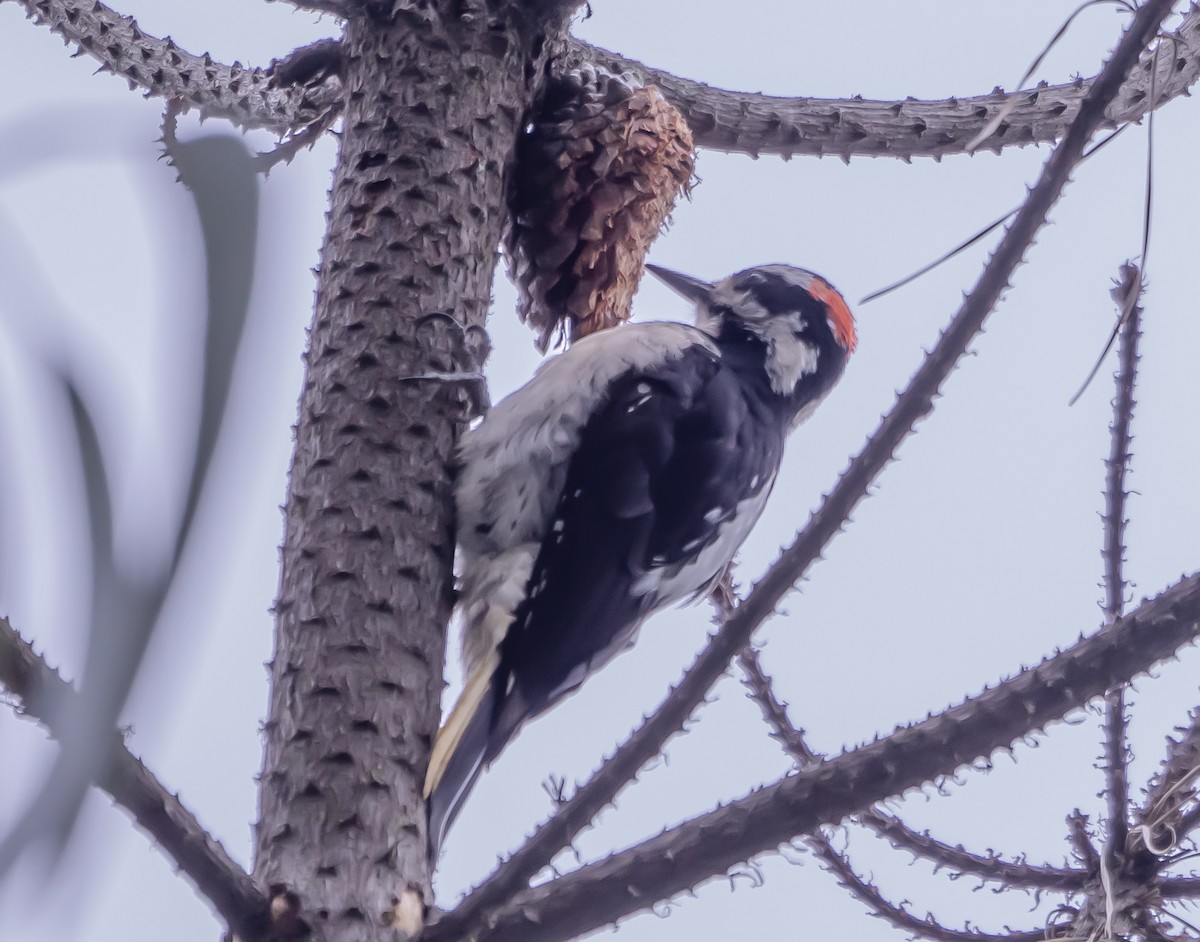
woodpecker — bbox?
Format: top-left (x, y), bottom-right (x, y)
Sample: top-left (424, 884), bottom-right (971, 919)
top-left (424, 262), bottom-right (857, 857)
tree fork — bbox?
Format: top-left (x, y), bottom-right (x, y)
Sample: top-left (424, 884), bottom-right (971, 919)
top-left (254, 3), bottom-right (567, 937)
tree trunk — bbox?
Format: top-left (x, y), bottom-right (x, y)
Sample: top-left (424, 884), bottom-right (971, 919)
top-left (254, 4), bottom-right (558, 937)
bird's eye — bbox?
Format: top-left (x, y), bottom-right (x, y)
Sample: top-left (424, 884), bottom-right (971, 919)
top-left (792, 328), bottom-right (806, 341)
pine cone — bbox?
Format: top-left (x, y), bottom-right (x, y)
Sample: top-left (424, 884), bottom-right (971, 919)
top-left (506, 65), bottom-right (696, 351)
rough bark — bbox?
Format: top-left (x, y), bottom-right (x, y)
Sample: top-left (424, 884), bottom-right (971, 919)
top-left (253, 4), bottom-right (559, 938)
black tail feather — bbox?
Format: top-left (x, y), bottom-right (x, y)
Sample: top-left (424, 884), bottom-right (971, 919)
top-left (427, 677), bottom-right (496, 862)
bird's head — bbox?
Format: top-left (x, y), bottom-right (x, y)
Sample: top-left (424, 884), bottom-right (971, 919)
top-left (646, 262), bottom-right (857, 398)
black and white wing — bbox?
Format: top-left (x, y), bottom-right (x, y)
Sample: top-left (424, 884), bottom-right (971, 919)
top-left (488, 344), bottom-right (783, 748)
top-left (426, 319), bottom-right (799, 858)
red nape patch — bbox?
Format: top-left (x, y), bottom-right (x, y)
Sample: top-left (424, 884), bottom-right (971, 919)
top-left (811, 279), bottom-right (857, 354)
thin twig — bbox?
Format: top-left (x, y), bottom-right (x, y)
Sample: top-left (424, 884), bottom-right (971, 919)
top-left (861, 811), bottom-right (1087, 891)
top-left (1069, 32), bottom-right (1165, 405)
top-left (738, 648), bottom-right (1087, 891)
top-left (861, 209), bottom-right (1018, 305)
top-left (737, 647), bottom-right (816, 766)
top-left (861, 124), bottom-right (1127, 305)
top-left (966, 0), bottom-right (1136, 153)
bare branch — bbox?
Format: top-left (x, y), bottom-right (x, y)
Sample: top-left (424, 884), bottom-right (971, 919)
top-left (861, 811), bottom-right (1087, 891)
top-left (12, 0), bottom-right (338, 135)
top-left (453, 568), bottom-right (1200, 942)
top-left (1102, 262), bottom-right (1145, 859)
top-left (566, 7), bottom-right (1200, 160)
top-left (810, 832), bottom-right (1048, 942)
top-left (737, 646), bottom-right (816, 765)
top-left (0, 617), bottom-right (269, 940)
top-left (433, 4), bottom-right (1177, 928)
top-left (739, 646), bottom-right (1087, 891)
top-left (1102, 263), bottom-right (1143, 625)
top-left (1104, 685), bottom-right (1132, 842)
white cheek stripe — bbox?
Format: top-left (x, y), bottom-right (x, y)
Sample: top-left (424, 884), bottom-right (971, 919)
top-left (763, 315), bottom-right (819, 394)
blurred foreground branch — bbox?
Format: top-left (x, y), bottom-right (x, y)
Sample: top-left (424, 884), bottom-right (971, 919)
top-left (0, 618), bottom-right (268, 935)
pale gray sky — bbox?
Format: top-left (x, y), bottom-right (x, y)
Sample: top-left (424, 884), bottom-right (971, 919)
top-left (1, 2), bottom-right (1199, 941)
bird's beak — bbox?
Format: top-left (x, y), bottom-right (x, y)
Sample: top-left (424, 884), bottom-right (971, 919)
top-left (645, 264), bottom-right (715, 305)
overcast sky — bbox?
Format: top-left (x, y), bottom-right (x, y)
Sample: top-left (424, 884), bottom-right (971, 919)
top-left (2, 2), bottom-right (1199, 941)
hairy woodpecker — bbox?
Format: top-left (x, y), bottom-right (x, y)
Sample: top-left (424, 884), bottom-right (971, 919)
top-left (424, 262), bottom-right (857, 857)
